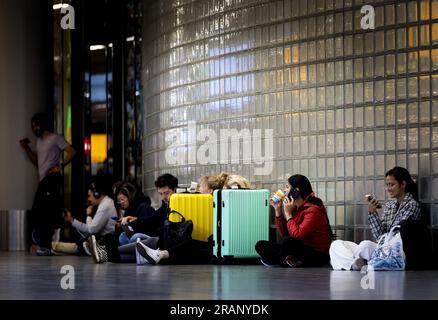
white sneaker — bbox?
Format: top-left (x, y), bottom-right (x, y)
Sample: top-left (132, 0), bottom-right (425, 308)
top-left (82, 241), bottom-right (92, 256)
top-left (135, 238), bottom-right (149, 265)
top-left (52, 228), bottom-right (61, 242)
top-left (135, 241), bottom-right (161, 265)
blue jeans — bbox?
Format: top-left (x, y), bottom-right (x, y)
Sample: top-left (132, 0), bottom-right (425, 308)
top-left (118, 232), bottom-right (150, 246)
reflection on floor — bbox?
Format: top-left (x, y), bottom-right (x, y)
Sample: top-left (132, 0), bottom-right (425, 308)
top-left (0, 252), bottom-right (437, 300)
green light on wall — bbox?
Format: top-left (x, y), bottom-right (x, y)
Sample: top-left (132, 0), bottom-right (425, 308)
top-left (66, 105), bottom-right (72, 144)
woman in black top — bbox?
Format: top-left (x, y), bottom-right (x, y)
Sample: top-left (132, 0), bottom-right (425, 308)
top-left (115, 182), bottom-right (163, 245)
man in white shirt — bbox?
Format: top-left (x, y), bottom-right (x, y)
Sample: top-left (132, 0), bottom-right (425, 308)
top-left (64, 183), bottom-right (117, 236)
top-left (58, 177), bottom-right (117, 256)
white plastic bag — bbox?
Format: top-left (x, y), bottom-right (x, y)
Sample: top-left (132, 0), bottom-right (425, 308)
top-left (368, 226), bottom-right (405, 271)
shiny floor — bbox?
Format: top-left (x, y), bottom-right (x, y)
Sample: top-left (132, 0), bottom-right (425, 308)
top-left (0, 252), bottom-right (437, 300)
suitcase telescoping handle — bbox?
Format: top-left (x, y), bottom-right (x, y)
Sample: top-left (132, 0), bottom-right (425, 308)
top-left (216, 189), bottom-right (222, 259)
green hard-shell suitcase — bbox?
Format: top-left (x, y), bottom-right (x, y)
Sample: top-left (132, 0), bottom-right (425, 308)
top-left (213, 189), bottom-right (270, 259)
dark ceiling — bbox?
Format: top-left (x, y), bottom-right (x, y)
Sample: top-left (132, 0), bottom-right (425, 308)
top-left (84, 0), bottom-right (117, 44)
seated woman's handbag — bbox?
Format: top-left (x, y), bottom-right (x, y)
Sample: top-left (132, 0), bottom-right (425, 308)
top-left (368, 226), bottom-right (406, 271)
top-left (162, 210), bottom-right (193, 249)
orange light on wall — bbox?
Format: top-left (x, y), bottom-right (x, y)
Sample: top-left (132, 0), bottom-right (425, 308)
top-left (91, 134), bottom-right (107, 163)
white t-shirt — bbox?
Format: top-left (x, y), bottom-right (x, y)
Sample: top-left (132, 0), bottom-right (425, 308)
top-left (36, 132), bottom-right (69, 180)
top-left (72, 196), bottom-right (117, 236)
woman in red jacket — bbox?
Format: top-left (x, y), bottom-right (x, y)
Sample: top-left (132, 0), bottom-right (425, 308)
top-left (255, 174), bottom-right (334, 268)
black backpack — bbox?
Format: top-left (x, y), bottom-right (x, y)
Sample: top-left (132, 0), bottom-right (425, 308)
top-left (399, 217), bottom-right (433, 270)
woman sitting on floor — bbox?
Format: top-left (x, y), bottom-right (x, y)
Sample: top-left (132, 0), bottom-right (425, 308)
top-left (255, 174), bottom-right (334, 268)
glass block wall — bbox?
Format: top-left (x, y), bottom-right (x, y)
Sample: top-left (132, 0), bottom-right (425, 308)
top-left (142, 0), bottom-right (438, 242)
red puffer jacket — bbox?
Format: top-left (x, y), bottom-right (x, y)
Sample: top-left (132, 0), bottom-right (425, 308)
top-left (276, 200), bottom-right (331, 254)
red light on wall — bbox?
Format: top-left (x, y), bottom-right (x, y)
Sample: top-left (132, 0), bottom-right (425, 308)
top-left (84, 137), bottom-right (91, 156)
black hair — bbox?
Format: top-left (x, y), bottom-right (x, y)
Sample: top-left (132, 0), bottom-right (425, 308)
top-left (287, 174), bottom-right (336, 240)
top-left (115, 182), bottom-right (137, 204)
top-left (155, 173), bottom-right (178, 190)
top-left (385, 166), bottom-right (419, 202)
top-left (112, 181), bottom-right (124, 197)
top-left (31, 112), bottom-right (50, 132)
top-left (288, 174), bottom-right (322, 206)
top-left (89, 174), bottom-right (113, 198)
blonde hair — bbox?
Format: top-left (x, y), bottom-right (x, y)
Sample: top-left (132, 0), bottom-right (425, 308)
top-left (199, 173), bottom-right (228, 191)
top-left (224, 174), bottom-right (252, 189)
top-left (199, 172), bottom-right (252, 191)
top-left (216, 172), bottom-right (230, 189)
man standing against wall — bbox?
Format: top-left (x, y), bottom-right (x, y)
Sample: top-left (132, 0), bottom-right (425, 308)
top-left (20, 112), bottom-right (76, 255)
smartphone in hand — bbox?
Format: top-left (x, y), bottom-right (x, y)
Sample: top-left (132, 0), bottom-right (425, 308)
top-left (365, 194), bottom-right (382, 209)
top-left (288, 188), bottom-right (301, 200)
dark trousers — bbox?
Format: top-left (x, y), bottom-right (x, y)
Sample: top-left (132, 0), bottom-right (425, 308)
top-left (100, 233), bottom-right (121, 263)
top-left (255, 237), bottom-right (329, 267)
top-left (67, 228), bottom-right (90, 256)
top-left (162, 239), bottom-right (213, 265)
top-left (30, 173), bottom-right (63, 249)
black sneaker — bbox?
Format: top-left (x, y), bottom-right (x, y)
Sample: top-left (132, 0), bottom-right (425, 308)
top-left (121, 224), bottom-right (135, 238)
top-left (32, 229), bottom-right (42, 247)
top-left (89, 235), bottom-right (108, 263)
top-left (260, 259), bottom-right (279, 268)
top-left (36, 247), bottom-right (52, 256)
top-left (283, 255), bottom-right (303, 268)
